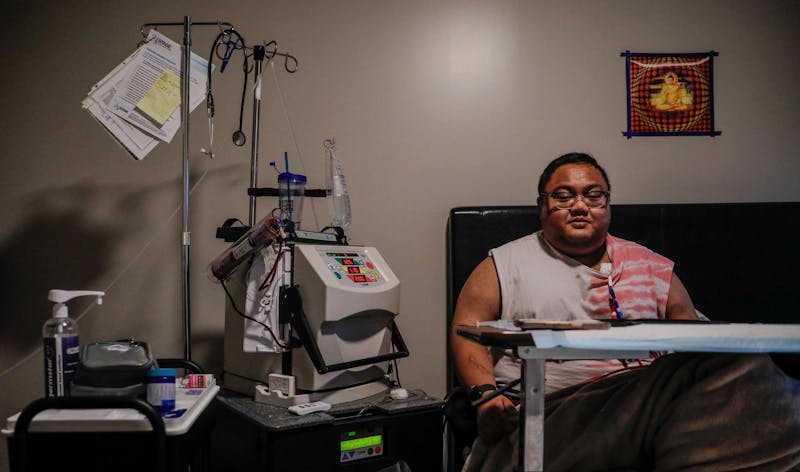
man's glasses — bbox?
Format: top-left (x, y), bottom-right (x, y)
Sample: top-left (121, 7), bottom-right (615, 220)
top-left (540, 190), bottom-right (610, 210)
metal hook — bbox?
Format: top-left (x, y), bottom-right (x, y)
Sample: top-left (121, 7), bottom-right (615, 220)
top-left (258, 41), bottom-right (298, 73)
top-left (283, 53), bottom-right (298, 73)
top-left (263, 40), bottom-right (278, 59)
top-left (137, 25), bottom-right (155, 48)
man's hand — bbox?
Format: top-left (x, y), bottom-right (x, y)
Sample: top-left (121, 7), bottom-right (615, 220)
top-left (476, 394), bottom-right (518, 442)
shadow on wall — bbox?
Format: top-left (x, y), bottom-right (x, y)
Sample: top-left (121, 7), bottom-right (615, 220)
top-left (193, 331), bottom-right (225, 375)
top-left (0, 161), bottom-right (246, 377)
top-left (0, 192), bottom-right (121, 365)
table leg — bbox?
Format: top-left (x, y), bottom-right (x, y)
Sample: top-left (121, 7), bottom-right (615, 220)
top-left (519, 358), bottom-right (545, 472)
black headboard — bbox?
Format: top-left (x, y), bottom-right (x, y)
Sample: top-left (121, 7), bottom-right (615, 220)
top-left (446, 203), bottom-right (800, 390)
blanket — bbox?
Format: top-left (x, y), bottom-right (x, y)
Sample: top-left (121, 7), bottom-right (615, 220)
top-left (464, 353), bottom-right (800, 471)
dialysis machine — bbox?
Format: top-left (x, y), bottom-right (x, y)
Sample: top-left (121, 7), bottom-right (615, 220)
top-left (221, 235), bottom-right (408, 405)
top-left (212, 229), bottom-right (442, 471)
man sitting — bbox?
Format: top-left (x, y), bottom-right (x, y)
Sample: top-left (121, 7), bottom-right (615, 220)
top-left (450, 152), bottom-right (800, 471)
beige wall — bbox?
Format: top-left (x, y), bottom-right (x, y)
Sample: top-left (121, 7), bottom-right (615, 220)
top-left (1, 0), bottom-right (798, 468)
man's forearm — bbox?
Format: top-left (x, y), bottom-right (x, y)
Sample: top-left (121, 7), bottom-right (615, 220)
top-left (451, 335), bottom-right (497, 388)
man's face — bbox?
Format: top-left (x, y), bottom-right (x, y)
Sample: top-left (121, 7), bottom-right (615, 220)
top-left (539, 163), bottom-right (611, 256)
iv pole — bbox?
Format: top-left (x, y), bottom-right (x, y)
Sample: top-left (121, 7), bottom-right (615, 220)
top-left (140, 17), bottom-right (233, 361)
top-left (244, 44), bottom-right (298, 225)
top-left (248, 45), bottom-right (266, 226)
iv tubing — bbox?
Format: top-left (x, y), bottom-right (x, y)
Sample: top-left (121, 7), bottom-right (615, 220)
top-left (268, 61), bottom-right (320, 230)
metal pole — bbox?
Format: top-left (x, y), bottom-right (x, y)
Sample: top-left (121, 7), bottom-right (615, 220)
top-left (139, 19), bottom-right (234, 362)
top-left (248, 45), bottom-right (266, 226)
top-left (181, 16), bottom-right (192, 360)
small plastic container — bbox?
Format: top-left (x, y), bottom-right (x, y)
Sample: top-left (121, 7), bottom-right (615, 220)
top-left (147, 368), bottom-right (176, 412)
top-left (277, 172), bottom-right (306, 229)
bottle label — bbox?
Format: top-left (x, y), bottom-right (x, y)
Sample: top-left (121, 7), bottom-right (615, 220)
top-left (231, 239), bottom-right (254, 260)
top-left (148, 379), bottom-right (176, 411)
top-left (333, 174), bottom-right (349, 197)
top-left (44, 334), bottom-right (79, 397)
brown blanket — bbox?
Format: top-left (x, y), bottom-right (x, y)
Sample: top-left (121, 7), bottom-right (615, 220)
top-left (465, 353), bottom-right (800, 471)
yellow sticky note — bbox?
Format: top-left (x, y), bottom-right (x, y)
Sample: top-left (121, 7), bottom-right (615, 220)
top-left (136, 69), bottom-right (182, 127)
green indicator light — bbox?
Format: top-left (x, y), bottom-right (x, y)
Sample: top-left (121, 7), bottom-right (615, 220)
top-left (348, 431), bottom-right (356, 437)
top-left (340, 434), bottom-right (382, 452)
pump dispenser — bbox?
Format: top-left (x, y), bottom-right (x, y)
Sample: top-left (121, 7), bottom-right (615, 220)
top-left (43, 289), bottom-right (104, 397)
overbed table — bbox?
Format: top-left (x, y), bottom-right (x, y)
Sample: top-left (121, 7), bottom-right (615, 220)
top-left (455, 321), bottom-right (800, 472)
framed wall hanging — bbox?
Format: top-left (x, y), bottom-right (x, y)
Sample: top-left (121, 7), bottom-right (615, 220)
top-left (621, 51), bottom-right (721, 138)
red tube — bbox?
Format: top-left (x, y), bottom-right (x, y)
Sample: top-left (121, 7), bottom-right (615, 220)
top-left (208, 217), bottom-right (282, 281)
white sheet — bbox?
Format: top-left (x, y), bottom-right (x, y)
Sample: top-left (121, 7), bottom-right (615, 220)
top-left (531, 323), bottom-right (800, 353)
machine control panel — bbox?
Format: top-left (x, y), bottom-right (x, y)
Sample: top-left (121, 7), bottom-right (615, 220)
top-left (318, 249), bottom-right (386, 286)
top-left (339, 425), bottom-right (384, 463)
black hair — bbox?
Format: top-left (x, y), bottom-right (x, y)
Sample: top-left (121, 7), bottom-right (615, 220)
top-left (537, 152), bottom-right (611, 195)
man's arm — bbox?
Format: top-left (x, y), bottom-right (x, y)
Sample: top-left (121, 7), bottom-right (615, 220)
top-left (450, 257), bottom-right (518, 440)
top-left (450, 257), bottom-right (503, 389)
top-left (665, 272), bottom-right (698, 320)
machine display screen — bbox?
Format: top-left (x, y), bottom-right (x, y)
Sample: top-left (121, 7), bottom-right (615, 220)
top-left (318, 249), bottom-right (386, 287)
top-left (339, 428), bottom-right (384, 463)
top-left (340, 434), bottom-right (382, 452)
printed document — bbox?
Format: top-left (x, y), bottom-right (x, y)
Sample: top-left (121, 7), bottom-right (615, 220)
top-left (109, 29), bottom-right (209, 143)
top-left (81, 48), bottom-right (159, 160)
top-left (82, 29), bottom-right (212, 159)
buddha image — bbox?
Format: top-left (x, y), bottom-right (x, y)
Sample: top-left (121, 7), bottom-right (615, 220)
top-left (650, 71), bottom-right (693, 111)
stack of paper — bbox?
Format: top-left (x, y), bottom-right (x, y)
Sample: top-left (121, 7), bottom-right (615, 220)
top-left (81, 30), bottom-right (210, 160)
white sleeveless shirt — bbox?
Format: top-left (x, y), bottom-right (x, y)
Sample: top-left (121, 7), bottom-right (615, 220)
top-left (490, 231), bottom-right (673, 391)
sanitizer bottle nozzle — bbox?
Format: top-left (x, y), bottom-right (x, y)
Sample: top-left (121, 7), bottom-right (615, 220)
top-left (48, 289), bottom-right (105, 318)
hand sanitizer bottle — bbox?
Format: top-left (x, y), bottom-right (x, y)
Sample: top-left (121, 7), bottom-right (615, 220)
top-left (43, 289), bottom-right (104, 397)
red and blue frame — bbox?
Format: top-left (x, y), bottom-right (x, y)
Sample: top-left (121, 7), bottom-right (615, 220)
top-left (621, 51), bottom-right (721, 138)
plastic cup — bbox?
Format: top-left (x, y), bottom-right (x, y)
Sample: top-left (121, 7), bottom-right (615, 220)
top-left (277, 172), bottom-right (307, 229)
